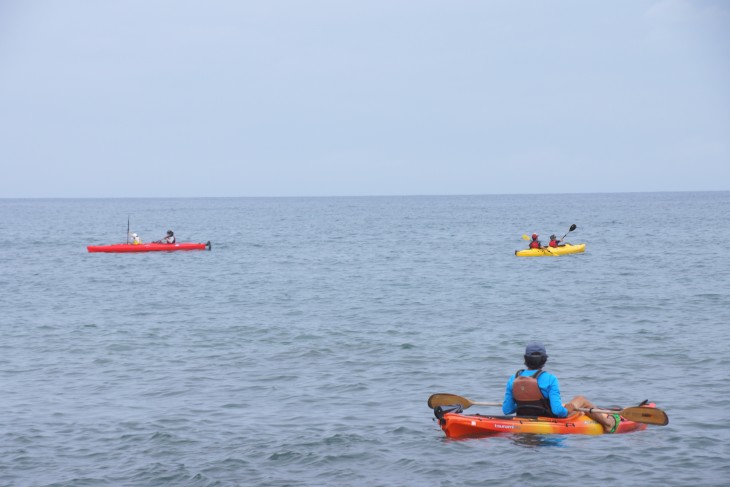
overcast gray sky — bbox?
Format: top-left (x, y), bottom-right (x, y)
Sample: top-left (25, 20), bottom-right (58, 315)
top-left (1, 0), bottom-right (728, 197)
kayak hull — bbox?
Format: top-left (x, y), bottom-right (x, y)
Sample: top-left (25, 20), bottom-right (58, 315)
top-left (515, 243), bottom-right (586, 257)
top-left (87, 241), bottom-right (211, 253)
top-left (437, 409), bottom-right (650, 438)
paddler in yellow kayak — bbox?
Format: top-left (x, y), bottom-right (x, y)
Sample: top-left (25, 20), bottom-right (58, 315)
top-left (548, 234), bottom-right (564, 248)
top-left (528, 233), bottom-right (542, 249)
top-left (502, 343), bottom-right (621, 433)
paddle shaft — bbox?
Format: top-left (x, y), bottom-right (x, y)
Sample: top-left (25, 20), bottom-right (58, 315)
top-left (435, 401), bottom-right (622, 414)
top-left (576, 406), bottom-right (621, 416)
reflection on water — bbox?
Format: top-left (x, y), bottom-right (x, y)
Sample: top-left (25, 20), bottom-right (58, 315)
top-left (509, 434), bottom-right (566, 448)
top-left (443, 432), bottom-right (566, 448)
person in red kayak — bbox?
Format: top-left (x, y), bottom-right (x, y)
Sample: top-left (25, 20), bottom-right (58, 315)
top-left (548, 234), bottom-right (562, 247)
top-left (502, 343), bottom-right (621, 433)
top-left (529, 234), bottom-right (542, 249)
top-left (130, 233), bottom-right (142, 245)
top-left (154, 230), bottom-right (176, 244)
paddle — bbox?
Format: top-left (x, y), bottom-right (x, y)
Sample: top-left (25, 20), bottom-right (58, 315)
top-left (427, 393), bottom-right (668, 426)
top-left (428, 393), bottom-right (501, 409)
top-left (575, 406), bottom-right (668, 425)
top-left (560, 223), bottom-right (577, 242)
top-left (126, 215), bottom-right (130, 245)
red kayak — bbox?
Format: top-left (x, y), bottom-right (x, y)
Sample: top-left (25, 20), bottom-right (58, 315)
top-left (87, 241), bottom-right (211, 253)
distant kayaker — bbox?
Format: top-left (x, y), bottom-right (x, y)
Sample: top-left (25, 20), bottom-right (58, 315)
top-left (529, 234), bottom-right (542, 249)
top-left (548, 235), bottom-right (562, 247)
top-left (502, 342), bottom-right (621, 433)
top-left (155, 230), bottom-right (176, 244)
top-left (131, 233), bottom-right (142, 245)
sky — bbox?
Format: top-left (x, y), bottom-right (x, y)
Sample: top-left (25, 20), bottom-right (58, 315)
top-left (0, 0), bottom-right (728, 198)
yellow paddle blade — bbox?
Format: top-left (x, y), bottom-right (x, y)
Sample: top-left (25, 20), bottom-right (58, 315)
top-left (521, 234), bottom-right (530, 240)
top-left (620, 406), bottom-right (669, 426)
top-left (427, 393), bottom-right (474, 409)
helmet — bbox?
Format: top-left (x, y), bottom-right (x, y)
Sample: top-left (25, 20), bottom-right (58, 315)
top-left (531, 234), bottom-right (538, 240)
top-left (167, 230), bottom-right (174, 236)
top-left (550, 235), bottom-right (557, 240)
top-left (131, 233), bottom-right (138, 237)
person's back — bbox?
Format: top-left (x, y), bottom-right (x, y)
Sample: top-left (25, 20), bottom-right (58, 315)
top-left (503, 343), bottom-right (568, 418)
top-left (529, 234), bottom-right (542, 249)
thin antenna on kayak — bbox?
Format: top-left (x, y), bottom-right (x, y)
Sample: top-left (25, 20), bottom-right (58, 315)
top-left (127, 215), bottom-right (130, 244)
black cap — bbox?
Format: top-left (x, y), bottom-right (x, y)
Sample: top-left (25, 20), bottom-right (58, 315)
top-left (525, 342), bottom-right (547, 356)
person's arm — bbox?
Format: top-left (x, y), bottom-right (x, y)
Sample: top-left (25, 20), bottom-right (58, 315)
top-left (502, 376), bottom-right (517, 415)
top-left (543, 375), bottom-right (569, 417)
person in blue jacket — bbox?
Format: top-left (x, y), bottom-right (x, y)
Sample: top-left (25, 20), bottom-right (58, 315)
top-left (502, 342), bottom-right (620, 433)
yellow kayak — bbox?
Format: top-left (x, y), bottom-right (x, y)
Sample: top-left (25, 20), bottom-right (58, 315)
top-left (515, 243), bottom-right (586, 257)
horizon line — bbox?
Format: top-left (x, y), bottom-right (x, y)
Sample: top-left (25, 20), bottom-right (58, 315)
top-left (1, 189), bottom-right (728, 200)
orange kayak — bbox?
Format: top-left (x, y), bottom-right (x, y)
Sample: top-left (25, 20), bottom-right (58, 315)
top-left (435, 404), bottom-right (654, 438)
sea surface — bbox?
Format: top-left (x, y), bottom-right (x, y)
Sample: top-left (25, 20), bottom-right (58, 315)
top-left (1, 192), bottom-right (729, 487)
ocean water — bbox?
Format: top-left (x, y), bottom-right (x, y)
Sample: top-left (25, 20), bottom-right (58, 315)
top-left (1, 192), bottom-right (729, 487)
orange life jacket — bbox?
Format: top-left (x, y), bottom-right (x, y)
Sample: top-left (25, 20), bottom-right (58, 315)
top-left (512, 369), bottom-right (554, 417)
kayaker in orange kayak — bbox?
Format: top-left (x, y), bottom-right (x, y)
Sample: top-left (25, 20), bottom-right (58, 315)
top-left (130, 233), bottom-right (142, 245)
top-left (502, 343), bottom-right (621, 433)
